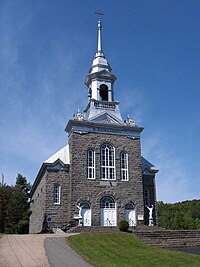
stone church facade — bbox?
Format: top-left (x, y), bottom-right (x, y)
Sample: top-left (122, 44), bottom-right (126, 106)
top-left (29, 18), bottom-right (158, 234)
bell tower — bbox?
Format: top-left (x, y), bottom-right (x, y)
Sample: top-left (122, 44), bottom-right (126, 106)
top-left (84, 14), bottom-right (123, 123)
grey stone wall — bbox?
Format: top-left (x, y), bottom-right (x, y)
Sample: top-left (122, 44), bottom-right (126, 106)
top-left (45, 170), bottom-right (70, 229)
top-left (29, 127), bottom-right (153, 232)
top-left (29, 172), bottom-right (47, 234)
top-left (68, 131), bottom-right (144, 226)
top-left (29, 169), bottom-right (70, 233)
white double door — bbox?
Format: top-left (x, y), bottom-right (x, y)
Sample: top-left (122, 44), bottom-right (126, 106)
top-left (81, 208), bottom-right (91, 226)
top-left (125, 209), bottom-right (136, 226)
top-left (101, 208), bottom-right (117, 226)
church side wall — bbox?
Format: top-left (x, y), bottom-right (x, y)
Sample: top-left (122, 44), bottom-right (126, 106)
top-left (45, 170), bottom-right (70, 229)
top-left (68, 132), bottom-right (144, 226)
top-left (29, 173), bottom-right (47, 234)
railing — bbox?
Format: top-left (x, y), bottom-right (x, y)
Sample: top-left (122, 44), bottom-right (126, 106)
top-left (94, 101), bottom-right (116, 110)
top-left (107, 218), bottom-right (112, 227)
top-left (129, 218), bottom-right (136, 230)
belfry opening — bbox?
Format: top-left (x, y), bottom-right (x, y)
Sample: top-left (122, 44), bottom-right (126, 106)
top-left (99, 84), bottom-right (108, 101)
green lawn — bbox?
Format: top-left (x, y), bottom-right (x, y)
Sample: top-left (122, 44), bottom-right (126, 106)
top-left (67, 232), bottom-right (200, 267)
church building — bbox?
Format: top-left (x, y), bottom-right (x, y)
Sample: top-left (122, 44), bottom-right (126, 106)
top-left (29, 17), bottom-right (158, 234)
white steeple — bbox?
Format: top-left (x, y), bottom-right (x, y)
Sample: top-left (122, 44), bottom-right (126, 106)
top-left (84, 14), bottom-right (123, 123)
top-left (96, 15), bottom-right (104, 57)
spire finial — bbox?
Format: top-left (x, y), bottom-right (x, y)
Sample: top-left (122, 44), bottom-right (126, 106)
top-left (95, 11), bottom-right (104, 56)
top-left (95, 10), bottom-right (104, 21)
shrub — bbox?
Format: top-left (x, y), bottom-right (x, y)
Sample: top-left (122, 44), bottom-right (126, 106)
top-left (118, 220), bottom-right (129, 232)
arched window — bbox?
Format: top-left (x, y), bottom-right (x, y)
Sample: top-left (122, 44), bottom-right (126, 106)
top-left (101, 143), bottom-right (115, 180)
top-left (87, 149), bottom-right (95, 179)
top-left (144, 187), bottom-right (150, 206)
top-left (53, 184), bottom-right (61, 204)
top-left (100, 196), bottom-right (115, 208)
top-left (99, 84), bottom-right (108, 101)
top-left (120, 151), bottom-right (129, 181)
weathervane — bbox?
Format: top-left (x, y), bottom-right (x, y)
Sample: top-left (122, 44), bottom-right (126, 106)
top-left (95, 11), bottom-right (104, 21)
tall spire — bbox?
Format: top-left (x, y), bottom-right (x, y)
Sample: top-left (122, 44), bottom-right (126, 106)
top-left (95, 11), bottom-right (104, 57)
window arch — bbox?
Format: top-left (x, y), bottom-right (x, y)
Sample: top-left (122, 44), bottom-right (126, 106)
top-left (87, 149), bottom-right (95, 179)
top-left (53, 184), bottom-right (61, 204)
top-left (144, 187), bottom-right (150, 206)
top-left (120, 151), bottom-right (129, 181)
top-left (100, 143), bottom-right (115, 180)
top-left (100, 196), bottom-right (115, 208)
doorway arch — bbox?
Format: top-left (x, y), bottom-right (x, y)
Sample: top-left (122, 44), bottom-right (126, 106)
top-left (125, 203), bottom-right (136, 226)
top-left (100, 196), bottom-right (117, 226)
top-left (81, 202), bottom-right (91, 226)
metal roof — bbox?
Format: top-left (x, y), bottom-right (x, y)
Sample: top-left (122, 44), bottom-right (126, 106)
top-left (44, 144), bottom-right (70, 165)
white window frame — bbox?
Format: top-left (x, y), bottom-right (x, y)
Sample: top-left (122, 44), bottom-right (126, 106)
top-left (87, 149), bottom-right (95, 179)
top-left (100, 143), bottom-right (116, 180)
top-left (53, 184), bottom-right (61, 205)
top-left (120, 151), bottom-right (129, 181)
top-left (100, 196), bottom-right (116, 208)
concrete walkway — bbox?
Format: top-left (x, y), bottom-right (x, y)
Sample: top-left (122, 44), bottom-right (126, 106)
top-left (0, 234), bottom-right (91, 267)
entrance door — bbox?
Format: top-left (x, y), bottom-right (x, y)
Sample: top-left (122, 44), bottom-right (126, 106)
top-left (81, 203), bottom-right (91, 226)
top-left (100, 196), bottom-right (116, 226)
top-left (125, 203), bottom-right (136, 226)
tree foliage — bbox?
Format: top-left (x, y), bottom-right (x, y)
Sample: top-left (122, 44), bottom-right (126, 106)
top-left (157, 200), bottom-right (200, 230)
top-left (0, 174), bottom-right (31, 234)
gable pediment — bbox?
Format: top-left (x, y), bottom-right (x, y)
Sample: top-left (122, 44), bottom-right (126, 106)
top-left (90, 111), bottom-right (123, 125)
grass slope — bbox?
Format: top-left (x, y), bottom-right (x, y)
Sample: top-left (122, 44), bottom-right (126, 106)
top-left (67, 232), bottom-right (200, 267)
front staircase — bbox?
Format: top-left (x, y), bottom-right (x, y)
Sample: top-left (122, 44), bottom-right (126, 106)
top-left (67, 226), bottom-right (118, 233)
top-left (66, 225), bottom-right (200, 248)
top-left (135, 228), bottom-right (200, 248)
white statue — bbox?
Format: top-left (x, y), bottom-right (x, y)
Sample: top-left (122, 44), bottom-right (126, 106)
top-left (147, 205), bottom-right (154, 219)
top-left (76, 203), bottom-right (82, 218)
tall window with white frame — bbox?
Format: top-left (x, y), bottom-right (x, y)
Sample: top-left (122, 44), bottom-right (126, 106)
top-left (87, 149), bottom-right (95, 179)
top-left (53, 184), bottom-right (61, 204)
top-left (101, 143), bottom-right (115, 180)
top-left (120, 151), bottom-right (129, 181)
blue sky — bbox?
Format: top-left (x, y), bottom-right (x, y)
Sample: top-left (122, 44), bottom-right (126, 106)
top-left (0, 0), bottom-right (199, 203)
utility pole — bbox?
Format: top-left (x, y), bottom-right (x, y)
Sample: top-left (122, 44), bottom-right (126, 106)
top-left (1, 173), bottom-right (4, 186)
top-left (0, 173), bottom-right (5, 232)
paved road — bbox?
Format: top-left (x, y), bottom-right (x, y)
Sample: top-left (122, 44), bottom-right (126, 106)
top-left (172, 246), bottom-right (200, 255)
top-left (0, 234), bottom-right (91, 267)
top-left (45, 237), bottom-right (91, 267)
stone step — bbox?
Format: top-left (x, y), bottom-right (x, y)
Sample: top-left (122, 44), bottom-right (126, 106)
top-left (135, 229), bottom-right (200, 248)
top-left (67, 226), bottom-right (118, 233)
top-left (137, 233), bottom-right (200, 238)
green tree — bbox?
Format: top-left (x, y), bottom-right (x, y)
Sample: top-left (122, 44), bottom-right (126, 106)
top-left (157, 200), bottom-right (200, 230)
top-left (0, 185), bottom-right (14, 233)
top-left (0, 174), bottom-right (31, 234)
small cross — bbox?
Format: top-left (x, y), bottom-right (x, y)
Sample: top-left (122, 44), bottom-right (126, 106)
top-left (95, 11), bottom-right (104, 21)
